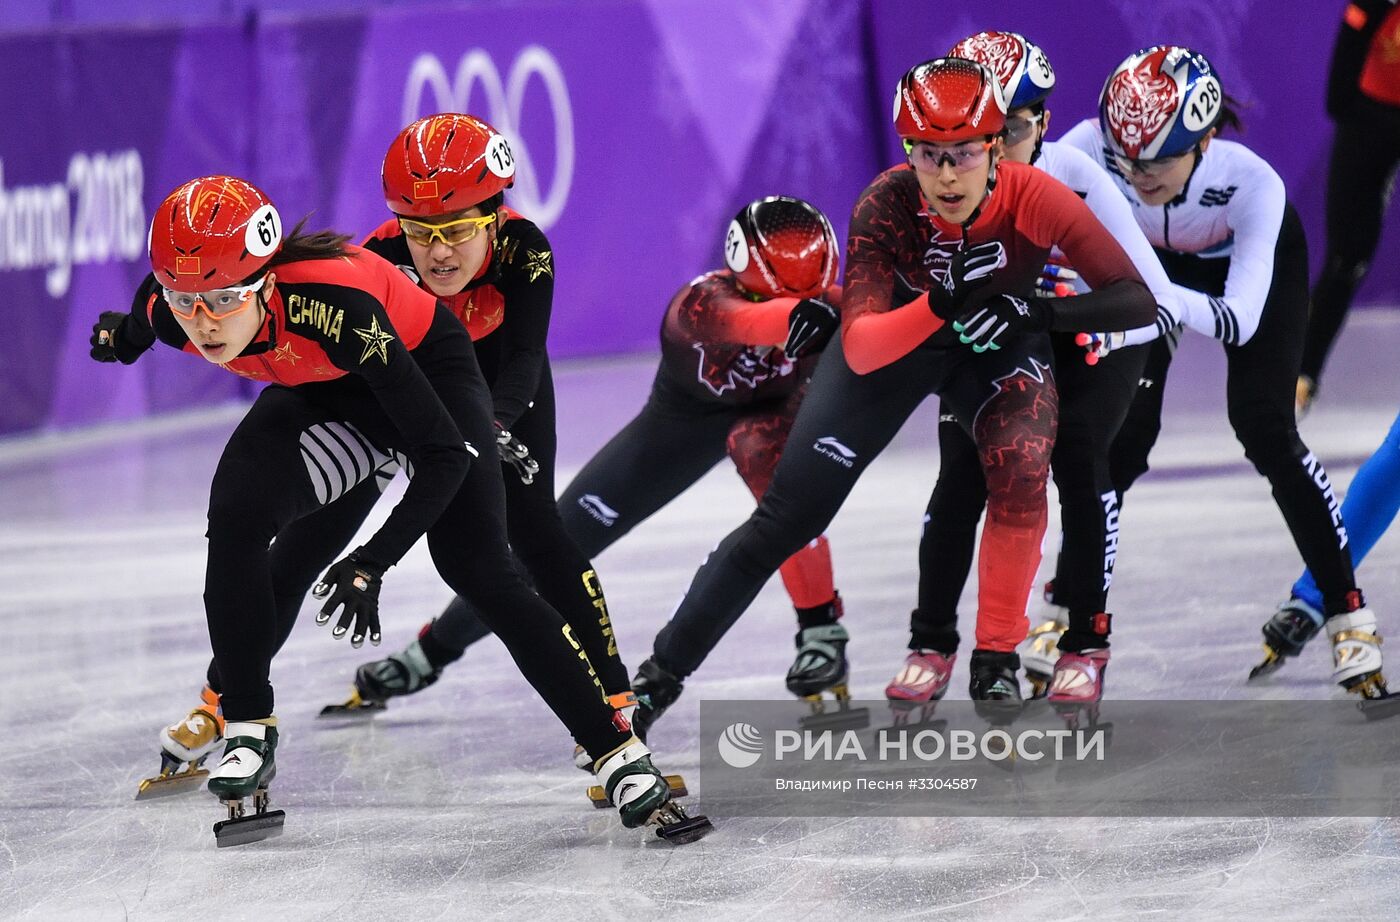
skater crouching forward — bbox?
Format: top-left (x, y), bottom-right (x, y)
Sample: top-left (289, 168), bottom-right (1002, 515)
top-left (631, 57), bottom-right (1156, 733)
top-left (89, 176), bottom-right (710, 845)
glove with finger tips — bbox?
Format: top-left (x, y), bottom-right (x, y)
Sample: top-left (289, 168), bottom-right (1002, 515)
top-left (1075, 331), bottom-right (1125, 366)
top-left (784, 297), bottom-right (839, 359)
top-left (929, 241), bottom-right (1007, 319)
top-left (312, 551), bottom-right (385, 648)
top-left (1035, 261), bottom-right (1081, 299)
top-left (495, 422), bottom-right (540, 485)
top-left (952, 293), bottom-right (1051, 353)
top-left (89, 312), bottom-right (145, 364)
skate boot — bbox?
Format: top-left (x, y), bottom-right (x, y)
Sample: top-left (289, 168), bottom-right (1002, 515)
top-left (135, 685), bottom-right (225, 800)
top-left (319, 637), bottom-right (441, 717)
top-left (574, 690), bottom-right (639, 771)
top-left (593, 740), bottom-right (712, 844)
top-left (787, 623), bottom-right (870, 731)
top-left (631, 658), bottom-right (684, 743)
top-left (1048, 648), bottom-right (1110, 729)
top-left (884, 650), bottom-right (955, 726)
top-left (1326, 608), bottom-right (1400, 720)
top-left (1018, 617), bottom-right (1068, 699)
top-left (208, 721), bottom-right (285, 847)
top-left (968, 650), bottom-right (1022, 725)
top-left (1248, 599), bottom-right (1324, 681)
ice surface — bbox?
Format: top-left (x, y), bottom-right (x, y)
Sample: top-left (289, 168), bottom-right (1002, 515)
top-left (3, 317), bottom-right (1399, 920)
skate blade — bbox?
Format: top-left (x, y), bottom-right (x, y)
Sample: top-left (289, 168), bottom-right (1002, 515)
top-left (655, 813), bottom-right (713, 845)
top-left (1359, 694), bottom-right (1400, 721)
top-left (972, 700), bottom-right (1024, 726)
top-left (1247, 647), bottom-right (1284, 682)
top-left (884, 700), bottom-right (944, 730)
top-left (799, 707), bottom-right (870, 732)
top-left (213, 809), bottom-right (286, 847)
top-left (317, 691), bottom-right (387, 719)
top-left (134, 768), bottom-right (210, 801)
top-left (587, 774), bottom-right (687, 809)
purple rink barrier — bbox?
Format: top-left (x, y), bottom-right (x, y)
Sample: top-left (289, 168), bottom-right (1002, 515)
top-left (0, 0), bottom-right (1392, 435)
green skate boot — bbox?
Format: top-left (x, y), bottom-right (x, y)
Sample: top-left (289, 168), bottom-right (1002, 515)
top-left (208, 720), bottom-right (284, 847)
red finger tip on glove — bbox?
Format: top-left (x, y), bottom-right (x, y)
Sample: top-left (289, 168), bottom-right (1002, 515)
top-left (1083, 351), bottom-right (1101, 367)
top-left (1054, 283), bottom-right (1076, 298)
top-left (1075, 333), bottom-right (1092, 346)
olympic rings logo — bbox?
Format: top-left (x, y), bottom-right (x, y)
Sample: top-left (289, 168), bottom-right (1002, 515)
top-left (402, 47), bottom-right (574, 229)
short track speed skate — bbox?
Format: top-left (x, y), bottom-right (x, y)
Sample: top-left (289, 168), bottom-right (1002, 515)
top-left (1248, 599), bottom-right (1323, 681)
top-left (787, 623), bottom-right (869, 731)
top-left (319, 638), bottom-right (439, 718)
top-left (1326, 608), bottom-right (1400, 719)
top-left (884, 650), bottom-right (955, 727)
top-left (968, 649), bottom-right (1023, 726)
top-left (1047, 648), bottom-right (1110, 731)
top-left (594, 742), bottom-right (713, 844)
top-left (135, 686), bottom-right (225, 800)
top-left (209, 721), bottom-right (285, 848)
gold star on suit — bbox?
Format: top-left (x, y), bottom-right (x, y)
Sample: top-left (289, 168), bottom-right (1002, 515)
top-left (272, 341), bottom-right (301, 364)
top-left (523, 248), bottom-right (554, 282)
top-left (352, 315), bottom-right (396, 365)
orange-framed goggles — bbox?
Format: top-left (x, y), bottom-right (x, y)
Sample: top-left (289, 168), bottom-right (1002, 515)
top-left (397, 213), bottom-right (496, 247)
top-left (162, 276), bottom-right (267, 321)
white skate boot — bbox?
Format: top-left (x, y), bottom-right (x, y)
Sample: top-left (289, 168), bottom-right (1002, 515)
top-left (1327, 608), bottom-right (1389, 699)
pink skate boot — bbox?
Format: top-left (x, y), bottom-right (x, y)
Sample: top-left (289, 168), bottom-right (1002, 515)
top-left (1047, 648), bottom-right (1109, 728)
top-left (885, 650), bottom-right (956, 725)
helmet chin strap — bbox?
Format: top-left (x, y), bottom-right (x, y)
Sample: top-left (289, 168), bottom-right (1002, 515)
top-left (1168, 144), bottom-right (1206, 207)
top-left (960, 151), bottom-right (999, 233)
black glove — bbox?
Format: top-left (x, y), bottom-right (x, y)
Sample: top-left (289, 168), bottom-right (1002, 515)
top-left (952, 293), bottom-right (1051, 353)
top-left (784, 297), bottom-right (839, 358)
top-left (495, 422), bottom-right (540, 485)
top-left (89, 312), bottom-right (146, 364)
top-left (929, 241), bottom-right (1006, 319)
top-left (312, 551), bottom-right (385, 648)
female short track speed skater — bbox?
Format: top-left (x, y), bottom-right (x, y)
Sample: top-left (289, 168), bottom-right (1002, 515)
top-left (349, 195), bottom-right (851, 739)
top-left (1064, 46), bottom-right (1388, 701)
top-left (89, 175), bottom-right (709, 845)
top-left (889, 32), bottom-right (1180, 722)
top-left (627, 57), bottom-right (1156, 733)
top-left (1297, 0), bottom-right (1400, 415)
top-left (302, 114), bottom-right (640, 773)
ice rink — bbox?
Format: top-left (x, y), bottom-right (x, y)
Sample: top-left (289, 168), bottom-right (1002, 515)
top-left (4, 316), bottom-right (1400, 920)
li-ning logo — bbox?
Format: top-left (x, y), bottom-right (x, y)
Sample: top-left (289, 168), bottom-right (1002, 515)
top-left (403, 47), bottom-right (574, 228)
top-left (576, 493), bottom-right (620, 527)
top-left (813, 436), bottom-right (856, 467)
top-left (717, 722), bottom-right (764, 768)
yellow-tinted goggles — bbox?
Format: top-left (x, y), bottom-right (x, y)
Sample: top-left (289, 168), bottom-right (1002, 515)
top-left (397, 214), bottom-right (496, 247)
